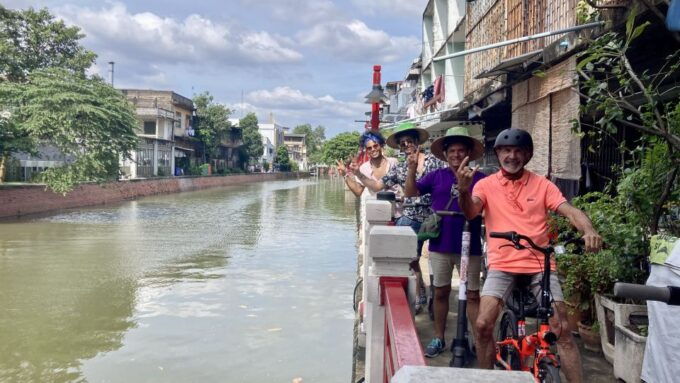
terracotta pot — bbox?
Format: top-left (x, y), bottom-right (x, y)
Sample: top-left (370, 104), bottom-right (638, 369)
top-left (578, 321), bottom-right (601, 353)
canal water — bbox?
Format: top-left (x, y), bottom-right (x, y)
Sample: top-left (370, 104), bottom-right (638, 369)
top-left (0, 178), bottom-right (358, 382)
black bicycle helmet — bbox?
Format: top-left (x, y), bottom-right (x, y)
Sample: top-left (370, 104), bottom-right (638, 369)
top-left (494, 128), bottom-right (533, 151)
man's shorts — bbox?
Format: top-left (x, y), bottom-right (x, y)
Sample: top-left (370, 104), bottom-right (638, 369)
top-left (395, 216), bottom-right (424, 259)
top-left (482, 269), bottom-right (564, 302)
top-left (429, 251), bottom-right (481, 290)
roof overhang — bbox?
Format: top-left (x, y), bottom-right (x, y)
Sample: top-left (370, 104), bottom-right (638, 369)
top-left (475, 50), bottom-right (543, 79)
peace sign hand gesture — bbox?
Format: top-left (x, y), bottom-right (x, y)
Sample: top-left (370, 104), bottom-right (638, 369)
top-left (336, 159), bottom-right (348, 177)
top-left (455, 156), bottom-right (479, 191)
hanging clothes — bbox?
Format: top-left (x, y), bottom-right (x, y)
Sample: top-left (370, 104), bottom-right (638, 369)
top-left (433, 75), bottom-right (445, 103)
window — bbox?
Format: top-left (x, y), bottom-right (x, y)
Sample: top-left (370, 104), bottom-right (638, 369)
top-left (143, 121), bottom-right (156, 135)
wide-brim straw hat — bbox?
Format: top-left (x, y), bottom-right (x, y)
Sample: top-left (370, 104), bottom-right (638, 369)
top-left (430, 126), bottom-right (485, 162)
top-left (385, 122), bottom-right (430, 149)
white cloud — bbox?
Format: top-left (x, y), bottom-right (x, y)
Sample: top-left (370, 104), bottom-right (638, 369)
top-left (352, 0), bottom-right (429, 16)
top-left (240, 0), bottom-right (340, 25)
top-left (297, 19), bottom-right (419, 63)
top-left (55, 2), bottom-right (303, 67)
top-left (246, 86), bottom-right (366, 119)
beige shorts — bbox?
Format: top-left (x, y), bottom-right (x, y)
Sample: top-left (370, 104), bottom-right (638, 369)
top-left (429, 251), bottom-right (481, 290)
top-left (481, 270), bottom-right (564, 302)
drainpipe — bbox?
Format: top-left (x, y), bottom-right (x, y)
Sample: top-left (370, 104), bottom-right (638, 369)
top-left (433, 21), bottom-right (605, 62)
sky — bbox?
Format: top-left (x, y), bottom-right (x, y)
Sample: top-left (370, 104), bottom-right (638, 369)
top-left (6, 0), bottom-right (428, 137)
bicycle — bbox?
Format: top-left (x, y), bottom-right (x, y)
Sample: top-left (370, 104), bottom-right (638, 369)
top-left (491, 231), bottom-right (583, 383)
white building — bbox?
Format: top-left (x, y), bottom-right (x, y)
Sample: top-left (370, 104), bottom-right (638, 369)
top-left (382, 1), bottom-right (482, 144)
top-left (257, 115), bottom-right (286, 168)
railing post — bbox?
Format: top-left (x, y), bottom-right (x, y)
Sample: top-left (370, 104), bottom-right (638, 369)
top-left (358, 197), bottom-right (391, 347)
top-left (364, 217), bottom-right (416, 383)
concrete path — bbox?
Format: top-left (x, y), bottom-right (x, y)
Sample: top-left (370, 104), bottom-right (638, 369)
top-left (415, 252), bottom-right (616, 382)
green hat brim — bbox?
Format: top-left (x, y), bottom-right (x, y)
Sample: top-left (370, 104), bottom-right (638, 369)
top-left (430, 135), bottom-right (485, 162)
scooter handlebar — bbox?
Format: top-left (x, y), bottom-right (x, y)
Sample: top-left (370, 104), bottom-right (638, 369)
top-left (614, 282), bottom-right (680, 306)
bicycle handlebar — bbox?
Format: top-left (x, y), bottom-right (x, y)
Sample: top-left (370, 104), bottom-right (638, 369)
top-left (376, 191), bottom-right (430, 207)
top-left (435, 210), bottom-right (464, 217)
top-left (614, 282), bottom-right (680, 306)
top-left (489, 231), bottom-right (584, 254)
top-left (490, 231), bottom-right (515, 240)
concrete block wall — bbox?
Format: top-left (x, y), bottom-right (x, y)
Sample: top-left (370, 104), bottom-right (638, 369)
top-left (0, 173), bottom-right (307, 219)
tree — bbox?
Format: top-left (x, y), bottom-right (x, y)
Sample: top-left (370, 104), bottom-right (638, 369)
top-left (0, 6), bottom-right (96, 82)
top-left (0, 7), bottom-right (137, 192)
top-left (321, 131), bottom-right (361, 165)
top-left (274, 145), bottom-right (291, 171)
top-left (239, 112), bottom-right (263, 166)
top-left (193, 92), bottom-right (233, 163)
top-left (0, 68), bottom-right (138, 193)
top-left (574, 10), bottom-right (680, 234)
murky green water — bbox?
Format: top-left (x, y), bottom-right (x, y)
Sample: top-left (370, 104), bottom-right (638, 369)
top-left (0, 178), bottom-right (358, 382)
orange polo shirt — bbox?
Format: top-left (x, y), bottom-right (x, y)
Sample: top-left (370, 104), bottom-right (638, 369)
top-left (472, 170), bottom-right (567, 273)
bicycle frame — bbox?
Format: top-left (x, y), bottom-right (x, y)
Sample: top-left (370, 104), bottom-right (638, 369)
top-left (492, 231), bottom-right (569, 382)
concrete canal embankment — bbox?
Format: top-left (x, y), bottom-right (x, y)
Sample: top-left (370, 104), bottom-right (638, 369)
top-left (0, 172), bottom-right (309, 219)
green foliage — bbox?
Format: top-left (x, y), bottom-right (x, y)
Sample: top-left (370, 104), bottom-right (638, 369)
top-left (193, 92), bottom-right (233, 162)
top-left (239, 112), bottom-right (263, 165)
top-left (199, 163), bottom-right (210, 176)
top-left (262, 160), bottom-right (270, 172)
top-left (575, 0), bottom-right (600, 24)
top-left (0, 6), bottom-right (96, 82)
top-left (557, 191), bottom-right (649, 318)
top-left (290, 161), bottom-right (299, 172)
top-left (0, 68), bottom-right (138, 193)
top-left (274, 145), bottom-right (291, 171)
top-left (0, 5), bottom-right (125, 192)
top-left (574, 9), bottom-right (680, 235)
top-left (321, 131), bottom-right (361, 165)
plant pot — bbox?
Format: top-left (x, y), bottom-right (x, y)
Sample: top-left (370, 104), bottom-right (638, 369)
top-left (595, 294), bottom-right (616, 363)
top-left (578, 321), bottom-right (601, 353)
top-left (614, 322), bottom-right (647, 383)
top-left (595, 294), bottom-right (648, 365)
top-left (565, 301), bottom-right (582, 336)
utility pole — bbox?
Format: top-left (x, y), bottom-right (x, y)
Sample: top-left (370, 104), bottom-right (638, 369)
top-left (108, 61), bottom-right (115, 87)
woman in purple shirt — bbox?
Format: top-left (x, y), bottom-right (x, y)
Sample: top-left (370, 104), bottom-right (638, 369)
top-left (404, 126), bottom-right (485, 358)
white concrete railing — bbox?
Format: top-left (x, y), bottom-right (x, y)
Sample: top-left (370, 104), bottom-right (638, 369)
top-left (361, 198), bottom-right (418, 383)
top-left (356, 196), bottom-right (535, 383)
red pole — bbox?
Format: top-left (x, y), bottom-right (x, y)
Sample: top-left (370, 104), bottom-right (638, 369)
top-left (371, 65), bottom-right (381, 132)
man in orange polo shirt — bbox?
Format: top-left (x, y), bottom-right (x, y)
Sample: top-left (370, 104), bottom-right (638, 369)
top-left (456, 128), bottom-right (602, 383)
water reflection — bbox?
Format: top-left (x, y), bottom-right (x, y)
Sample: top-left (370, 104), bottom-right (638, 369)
top-left (0, 178), bottom-right (356, 382)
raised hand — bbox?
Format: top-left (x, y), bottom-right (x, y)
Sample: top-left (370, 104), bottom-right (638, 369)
top-left (407, 151), bottom-right (418, 171)
top-left (456, 156), bottom-right (479, 191)
top-left (335, 159), bottom-right (347, 176)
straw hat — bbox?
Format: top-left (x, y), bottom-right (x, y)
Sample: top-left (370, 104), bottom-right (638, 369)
top-left (429, 126), bottom-right (485, 161)
top-left (385, 122), bottom-right (429, 149)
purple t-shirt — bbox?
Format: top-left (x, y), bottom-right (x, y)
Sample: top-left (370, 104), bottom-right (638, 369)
top-left (416, 168), bottom-right (485, 255)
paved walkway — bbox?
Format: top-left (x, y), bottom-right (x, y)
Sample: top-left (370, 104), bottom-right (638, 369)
top-left (415, 252), bottom-right (616, 382)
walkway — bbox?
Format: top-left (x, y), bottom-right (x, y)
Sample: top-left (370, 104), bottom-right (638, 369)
top-left (416, 252), bottom-right (616, 381)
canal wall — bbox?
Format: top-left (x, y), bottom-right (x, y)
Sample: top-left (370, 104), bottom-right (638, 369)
top-left (0, 172), bottom-right (309, 219)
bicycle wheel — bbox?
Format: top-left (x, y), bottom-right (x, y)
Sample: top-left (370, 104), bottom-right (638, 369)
top-left (538, 359), bottom-right (561, 383)
top-left (496, 310), bottom-right (521, 370)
